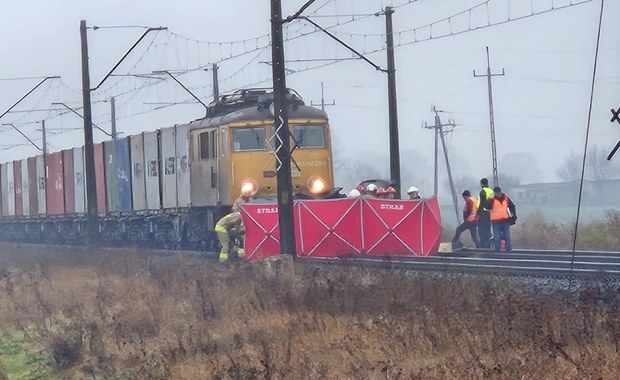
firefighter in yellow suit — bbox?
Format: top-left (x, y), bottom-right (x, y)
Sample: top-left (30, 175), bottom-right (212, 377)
top-left (215, 212), bottom-right (245, 262)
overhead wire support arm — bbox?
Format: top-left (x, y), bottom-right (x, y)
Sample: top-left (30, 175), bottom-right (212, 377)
top-left (284, 0), bottom-right (318, 23)
top-left (297, 16), bottom-right (387, 73)
top-left (0, 76), bottom-right (60, 120)
top-left (1, 123), bottom-right (42, 152)
top-left (91, 26), bottom-right (167, 92)
top-left (152, 70), bottom-right (208, 115)
top-left (51, 102), bottom-right (112, 137)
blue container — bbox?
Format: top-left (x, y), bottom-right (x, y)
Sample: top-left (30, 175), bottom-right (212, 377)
top-left (104, 138), bottom-right (133, 213)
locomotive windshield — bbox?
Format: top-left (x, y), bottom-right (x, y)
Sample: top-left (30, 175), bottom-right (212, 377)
top-left (292, 125), bottom-right (325, 148)
top-left (232, 127), bottom-right (266, 152)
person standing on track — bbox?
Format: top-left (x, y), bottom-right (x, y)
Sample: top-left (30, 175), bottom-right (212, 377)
top-left (489, 186), bottom-right (516, 253)
top-left (451, 190), bottom-right (480, 249)
top-left (477, 178), bottom-right (494, 248)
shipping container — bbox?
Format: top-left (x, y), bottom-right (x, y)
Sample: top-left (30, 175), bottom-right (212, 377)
top-left (20, 159), bottom-right (30, 216)
top-left (143, 131), bottom-right (161, 210)
top-left (94, 143), bottom-right (107, 215)
top-left (175, 124), bottom-right (191, 208)
top-left (46, 151), bottom-right (65, 215)
top-left (28, 157), bottom-right (38, 216)
top-left (73, 147), bottom-right (85, 214)
top-left (62, 149), bottom-right (75, 214)
top-left (104, 140), bottom-right (118, 212)
top-left (160, 127), bottom-right (177, 208)
top-left (105, 138), bottom-right (132, 213)
top-left (0, 166), bottom-right (2, 217)
top-left (36, 155), bottom-right (46, 215)
top-left (130, 134), bottom-right (147, 211)
top-left (13, 161), bottom-right (23, 216)
top-left (1, 164), bottom-right (7, 216)
top-left (5, 163), bottom-right (15, 216)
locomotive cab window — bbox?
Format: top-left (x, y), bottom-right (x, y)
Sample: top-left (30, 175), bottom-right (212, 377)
top-left (232, 127), bottom-right (266, 152)
top-left (292, 125), bottom-right (326, 148)
top-left (198, 130), bottom-right (217, 160)
top-left (199, 132), bottom-right (210, 160)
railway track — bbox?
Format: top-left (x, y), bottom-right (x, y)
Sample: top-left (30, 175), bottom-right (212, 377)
top-left (300, 249), bottom-right (620, 278)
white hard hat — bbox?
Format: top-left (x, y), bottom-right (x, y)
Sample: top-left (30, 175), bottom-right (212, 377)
top-left (348, 189), bottom-right (361, 198)
top-left (407, 186), bottom-right (419, 194)
top-left (366, 183), bottom-right (378, 192)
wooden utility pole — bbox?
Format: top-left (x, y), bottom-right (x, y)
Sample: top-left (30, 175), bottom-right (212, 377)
top-left (474, 47), bottom-right (504, 187)
top-left (424, 107), bottom-right (460, 223)
top-left (80, 19), bottom-right (99, 243)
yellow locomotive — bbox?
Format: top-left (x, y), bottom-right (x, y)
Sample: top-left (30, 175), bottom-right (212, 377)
top-left (188, 88), bottom-right (335, 206)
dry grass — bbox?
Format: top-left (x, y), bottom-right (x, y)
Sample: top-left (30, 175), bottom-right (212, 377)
top-left (0, 244), bottom-right (618, 379)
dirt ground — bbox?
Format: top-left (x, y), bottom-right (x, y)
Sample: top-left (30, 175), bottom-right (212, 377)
top-left (0, 243), bottom-right (619, 379)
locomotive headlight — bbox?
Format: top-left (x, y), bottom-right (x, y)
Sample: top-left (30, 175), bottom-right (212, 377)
top-left (308, 176), bottom-right (327, 194)
top-left (241, 179), bottom-right (258, 195)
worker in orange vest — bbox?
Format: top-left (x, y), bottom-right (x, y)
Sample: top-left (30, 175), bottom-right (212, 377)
top-left (451, 190), bottom-right (480, 249)
top-left (489, 186), bottom-right (517, 253)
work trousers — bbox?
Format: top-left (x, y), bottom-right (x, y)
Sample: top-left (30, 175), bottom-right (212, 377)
top-left (477, 212), bottom-right (492, 248)
top-left (492, 221), bottom-right (512, 253)
top-left (217, 231), bottom-right (244, 253)
top-left (452, 221), bottom-right (480, 248)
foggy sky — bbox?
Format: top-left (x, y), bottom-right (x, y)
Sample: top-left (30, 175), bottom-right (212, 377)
top-left (1, 0), bottom-right (619, 199)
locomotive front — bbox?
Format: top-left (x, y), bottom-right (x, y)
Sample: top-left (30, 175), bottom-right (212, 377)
top-left (189, 88), bottom-right (335, 209)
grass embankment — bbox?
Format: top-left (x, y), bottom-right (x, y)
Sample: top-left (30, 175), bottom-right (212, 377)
top-left (0, 330), bottom-right (59, 380)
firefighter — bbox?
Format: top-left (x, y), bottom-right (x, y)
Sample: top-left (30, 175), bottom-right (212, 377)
top-left (215, 212), bottom-right (245, 262)
top-left (348, 189), bottom-right (361, 198)
top-left (407, 186), bottom-right (420, 200)
top-left (363, 183), bottom-right (378, 198)
top-left (451, 190), bottom-right (480, 249)
top-left (385, 186), bottom-right (397, 199)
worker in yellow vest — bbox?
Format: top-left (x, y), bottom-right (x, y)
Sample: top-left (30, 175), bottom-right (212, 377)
top-left (489, 186), bottom-right (516, 253)
top-left (477, 178), bottom-right (495, 248)
top-left (214, 212), bottom-right (245, 262)
top-left (451, 190), bottom-right (480, 249)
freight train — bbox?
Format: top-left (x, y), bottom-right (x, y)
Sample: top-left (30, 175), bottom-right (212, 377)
top-left (0, 88), bottom-right (335, 250)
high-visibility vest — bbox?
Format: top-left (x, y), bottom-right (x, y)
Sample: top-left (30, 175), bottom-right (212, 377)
top-left (477, 187), bottom-right (494, 211)
top-left (490, 196), bottom-right (512, 222)
top-left (464, 196), bottom-right (478, 222)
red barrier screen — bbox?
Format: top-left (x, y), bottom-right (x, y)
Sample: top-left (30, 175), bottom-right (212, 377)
top-left (241, 197), bottom-right (442, 261)
top-left (240, 204), bottom-right (281, 262)
top-left (296, 198), bottom-right (362, 257)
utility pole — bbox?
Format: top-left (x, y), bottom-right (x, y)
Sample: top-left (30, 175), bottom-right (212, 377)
top-left (271, 0), bottom-right (296, 256)
top-left (385, 6), bottom-right (401, 198)
top-left (474, 46), bottom-right (504, 187)
top-left (110, 97), bottom-right (117, 139)
top-left (41, 120), bottom-right (47, 154)
top-left (424, 107), bottom-right (460, 223)
top-left (212, 63), bottom-right (220, 102)
top-left (80, 19), bottom-right (99, 243)
top-left (298, 8), bottom-right (401, 197)
top-left (311, 82), bottom-right (335, 112)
